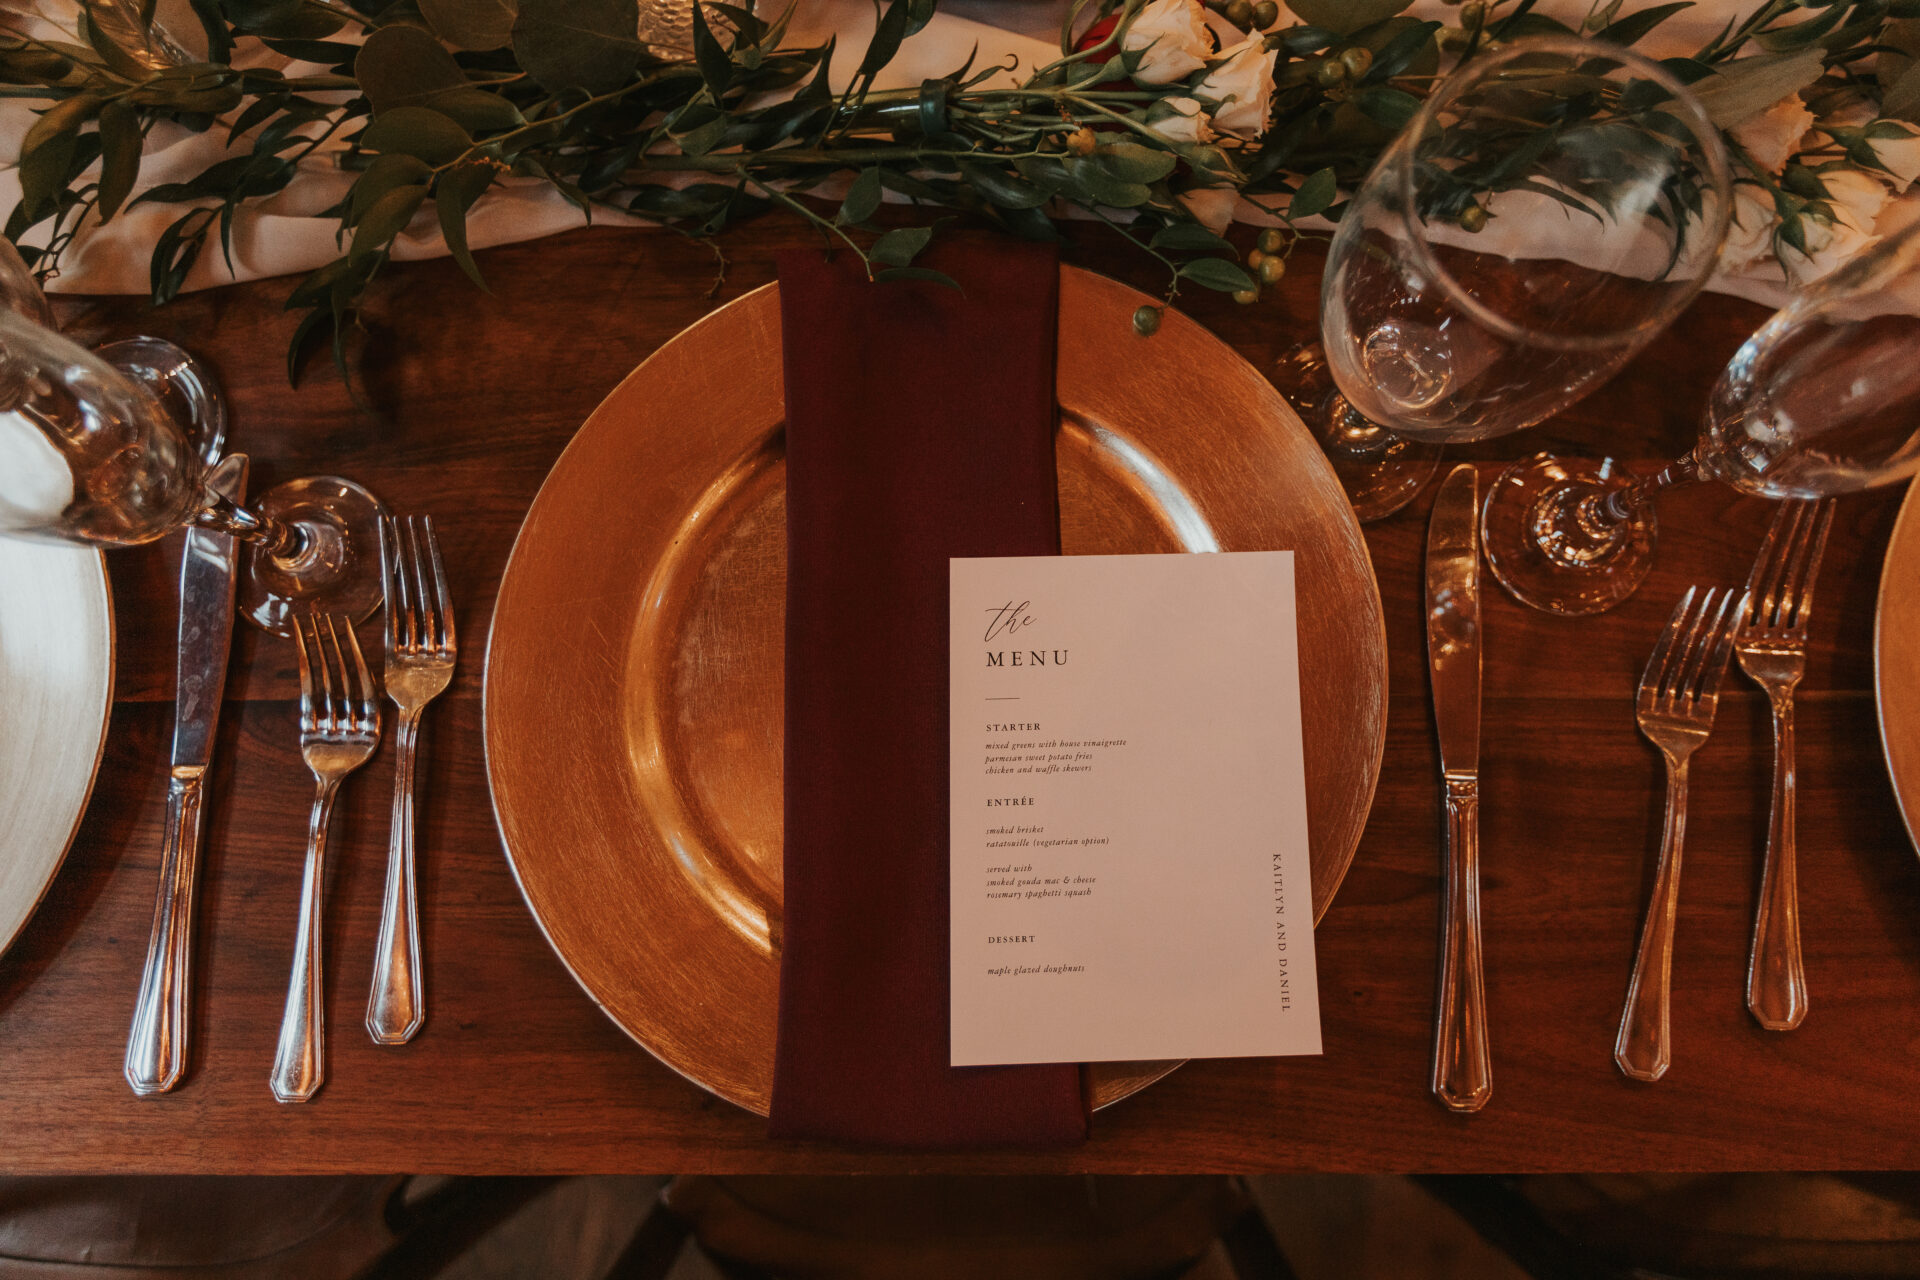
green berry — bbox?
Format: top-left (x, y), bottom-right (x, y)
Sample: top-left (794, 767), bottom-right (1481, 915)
top-left (1256, 227), bottom-right (1285, 255)
top-left (1340, 46), bottom-right (1373, 79)
top-left (1461, 0), bottom-right (1487, 25)
top-left (1459, 203), bottom-right (1488, 233)
top-left (1259, 254), bottom-right (1286, 286)
top-left (1132, 304), bottom-right (1162, 337)
top-left (1252, 0), bottom-right (1278, 27)
top-left (1312, 58), bottom-right (1346, 88)
top-left (1247, 248), bottom-right (1267, 269)
top-left (1232, 287), bottom-right (1260, 305)
top-left (1066, 126), bottom-right (1097, 156)
top-left (1225, 0), bottom-right (1253, 27)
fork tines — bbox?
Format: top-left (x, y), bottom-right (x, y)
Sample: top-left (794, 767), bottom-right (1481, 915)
top-left (380, 514), bottom-right (455, 657)
top-left (293, 613), bottom-right (379, 732)
top-left (1744, 499), bottom-right (1836, 636)
top-left (1640, 586), bottom-right (1749, 716)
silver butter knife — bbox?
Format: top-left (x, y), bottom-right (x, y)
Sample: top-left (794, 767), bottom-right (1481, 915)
top-left (1426, 462), bottom-right (1491, 1113)
top-left (125, 453), bottom-right (247, 1096)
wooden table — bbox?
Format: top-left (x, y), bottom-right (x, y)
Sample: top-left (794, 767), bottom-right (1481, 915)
top-left (5, 219), bottom-right (1915, 1174)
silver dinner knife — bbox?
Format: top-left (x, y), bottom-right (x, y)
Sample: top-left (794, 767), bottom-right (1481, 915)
top-left (1426, 462), bottom-right (1491, 1113)
top-left (125, 453), bottom-right (247, 1096)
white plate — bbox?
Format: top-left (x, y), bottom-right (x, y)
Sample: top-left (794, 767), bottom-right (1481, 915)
top-left (0, 538), bottom-right (113, 958)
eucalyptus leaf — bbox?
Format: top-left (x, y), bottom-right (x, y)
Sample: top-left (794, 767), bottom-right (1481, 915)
top-left (420, 0), bottom-right (517, 51)
top-left (223, 0), bottom-right (343, 40)
top-left (512, 0), bottom-right (642, 96)
top-left (435, 160), bottom-right (496, 288)
top-left (870, 223), bottom-right (933, 267)
top-left (349, 181), bottom-right (428, 267)
top-left (839, 166), bottom-right (883, 224)
top-left (1094, 142), bottom-right (1177, 185)
top-left (1285, 0), bottom-right (1410, 36)
top-left (1290, 166), bottom-right (1337, 219)
top-left (692, 1), bottom-right (731, 99)
top-left (95, 101), bottom-right (141, 220)
top-left (1064, 156), bottom-right (1151, 208)
top-left (348, 153), bottom-right (434, 225)
top-left (356, 24), bottom-right (468, 115)
top-left (1597, 2), bottom-right (1692, 48)
top-left (22, 94), bottom-right (102, 164)
top-left (1885, 59), bottom-right (1920, 123)
top-left (361, 105), bottom-right (473, 165)
top-left (958, 160), bottom-right (1050, 210)
top-left (1150, 222), bottom-right (1234, 253)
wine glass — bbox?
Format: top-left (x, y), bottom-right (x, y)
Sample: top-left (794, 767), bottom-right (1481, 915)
top-left (1483, 215), bottom-right (1920, 614)
top-left (1294, 36), bottom-right (1732, 521)
top-left (0, 304), bottom-right (385, 634)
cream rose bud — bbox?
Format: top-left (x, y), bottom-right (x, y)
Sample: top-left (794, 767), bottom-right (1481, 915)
top-left (1146, 96), bottom-right (1218, 145)
top-left (1124, 0), bottom-right (1213, 85)
top-left (1821, 165), bottom-right (1892, 235)
top-left (1867, 122), bottom-right (1920, 193)
top-left (1196, 37), bottom-right (1277, 139)
top-left (1730, 94), bottom-right (1814, 175)
top-left (1722, 184), bottom-right (1778, 271)
top-left (1178, 186), bottom-right (1240, 234)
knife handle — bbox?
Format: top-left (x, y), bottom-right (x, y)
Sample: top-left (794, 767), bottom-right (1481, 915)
top-left (125, 768), bottom-right (208, 1096)
top-left (1433, 774), bottom-right (1492, 1112)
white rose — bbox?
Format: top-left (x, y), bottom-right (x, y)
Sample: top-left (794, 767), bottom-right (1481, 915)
top-left (1124, 0), bottom-right (1213, 86)
top-left (1145, 96), bottom-right (1218, 145)
top-left (1723, 184), bottom-right (1778, 271)
top-left (1195, 37), bottom-right (1277, 139)
top-left (1867, 122), bottom-right (1920, 193)
top-left (1822, 165), bottom-right (1892, 234)
top-left (1730, 94), bottom-right (1814, 175)
top-left (1784, 211), bottom-right (1878, 286)
top-left (1178, 186), bottom-right (1239, 234)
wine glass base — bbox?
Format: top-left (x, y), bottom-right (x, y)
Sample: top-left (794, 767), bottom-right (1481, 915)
top-left (1481, 454), bottom-right (1655, 616)
top-left (97, 337), bottom-right (227, 465)
top-left (240, 477), bottom-right (387, 637)
top-left (1278, 343), bottom-right (1443, 523)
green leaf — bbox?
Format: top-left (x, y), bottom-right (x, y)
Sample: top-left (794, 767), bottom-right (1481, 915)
top-left (224, 0), bottom-right (344, 40)
top-left (957, 160), bottom-right (1050, 210)
top-left (1597, 1), bottom-right (1692, 48)
top-left (1886, 59), bottom-right (1920, 124)
top-left (1150, 222), bottom-right (1235, 253)
top-left (1689, 50), bottom-right (1825, 127)
top-left (356, 24), bottom-right (468, 115)
top-left (95, 101), bottom-right (141, 221)
top-left (857, 0), bottom-right (911, 82)
top-left (870, 223), bottom-right (934, 267)
top-left (435, 159), bottom-right (495, 289)
top-left (875, 265), bottom-right (960, 289)
top-left (512, 0), bottom-right (643, 96)
top-left (839, 166), bottom-right (883, 225)
top-left (22, 94), bottom-right (102, 166)
top-left (692, 1), bottom-right (731, 99)
top-left (360, 105), bottom-right (473, 165)
top-left (1290, 166), bottom-right (1337, 219)
top-left (421, 87), bottom-right (524, 135)
top-left (1178, 257), bottom-right (1256, 292)
top-left (420, 0), bottom-right (518, 50)
top-left (1353, 85), bottom-right (1420, 130)
top-left (1094, 142), bottom-right (1177, 185)
top-left (348, 153), bottom-right (433, 225)
top-left (1284, 0), bottom-right (1410, 36)
top-left (350, 181), bottom-right (428, 268)
top-left (1064, 156), bottom-right (1151, 208)
top-left (148, 206), bottom-right (214, 305)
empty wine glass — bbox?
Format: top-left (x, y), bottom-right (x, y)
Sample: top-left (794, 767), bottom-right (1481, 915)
top-left (0, 304), bottom-right (385, 634)
top-left (1294, 35), bottom-right (1732, 521)
top-left (1483, 216), bottom-right (1920, 614)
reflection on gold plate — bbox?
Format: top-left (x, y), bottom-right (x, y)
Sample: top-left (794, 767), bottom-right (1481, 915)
top-left (484, 266), bottom-right (1388, 1116)
top-left (1876, 481), bottom-right (1920, 855)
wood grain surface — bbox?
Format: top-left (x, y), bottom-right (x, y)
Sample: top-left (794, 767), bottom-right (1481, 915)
top-left (5, 218), bottom-right (1915, 1174)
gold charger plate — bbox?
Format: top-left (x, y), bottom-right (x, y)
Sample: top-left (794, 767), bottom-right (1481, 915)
top-left (484, 266), bottom-right (1387, 1115)
top-left (1876, 480), bottom-right (1920, 854)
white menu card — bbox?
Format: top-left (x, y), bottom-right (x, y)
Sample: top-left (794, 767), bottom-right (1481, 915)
top-left (948, 551), bottom-right (1322, 1066)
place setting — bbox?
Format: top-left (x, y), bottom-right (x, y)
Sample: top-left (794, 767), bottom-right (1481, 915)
top-left (4, 0), bottom-right (1920, 1170)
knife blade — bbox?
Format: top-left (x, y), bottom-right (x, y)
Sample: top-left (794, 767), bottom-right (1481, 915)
top-left (1426, 462), bottom-right (1491, 1113)
top-left (125, 452), bottom-right (247, 1096)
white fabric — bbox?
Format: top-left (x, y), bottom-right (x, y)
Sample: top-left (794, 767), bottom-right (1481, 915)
top-left (0, 0), bottom-right (1908, 311)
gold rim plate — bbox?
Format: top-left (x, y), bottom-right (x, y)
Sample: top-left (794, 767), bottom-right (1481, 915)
top-left (484, 266), bottom-right (1388, 1115)
top-left (1877, 480), bottom-right (1920, 856)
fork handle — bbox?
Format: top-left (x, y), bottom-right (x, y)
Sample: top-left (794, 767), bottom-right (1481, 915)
top-left (1748, 690), bottom-right (1807, 1030)
top-left (271, 780), bottom-right (339, 1104)
top-left (1616, 754), bottom-right (1690, 1082)
top-left (124, 768), bottom-right (208, 1096)
top-left (1433, 774), bottom-right (1491, 1112)
top-left (367, 709), bottom-right (425, 1045)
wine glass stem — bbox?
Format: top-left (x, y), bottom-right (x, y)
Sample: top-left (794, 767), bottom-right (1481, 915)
top-left (1598, 453), bottom-right (1700, 525)
top-left (195, 493), bottom-right (308, 562)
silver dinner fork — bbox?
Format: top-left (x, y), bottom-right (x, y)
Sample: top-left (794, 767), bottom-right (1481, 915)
top-left (271, 614), bottom-right (381, 1104)
top-left (1615, 585), bottom-right (1747, 1083)
top-left (1738, 498), bottom-right (1835, 1032)
top-left (367, 516), bottom-right (456, 1046)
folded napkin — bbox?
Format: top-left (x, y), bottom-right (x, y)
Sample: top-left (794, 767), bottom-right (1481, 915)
top-left (771, 238), bottom-right (1089, 1147)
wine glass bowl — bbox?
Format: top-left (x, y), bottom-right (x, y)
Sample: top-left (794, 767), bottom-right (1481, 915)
top-left (1304, 35), bottom-right (1732, 522)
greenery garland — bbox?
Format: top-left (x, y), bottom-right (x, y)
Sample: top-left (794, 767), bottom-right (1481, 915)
top-left (1, 0), bottom-right (1917, 379)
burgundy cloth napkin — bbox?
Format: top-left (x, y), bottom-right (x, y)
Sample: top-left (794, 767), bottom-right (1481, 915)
top-left (771, 239), bottom-right (1090, 1147)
